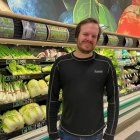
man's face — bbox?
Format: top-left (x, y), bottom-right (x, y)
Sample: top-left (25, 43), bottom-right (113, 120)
top-left (76, 23), bottom-right (99, 54)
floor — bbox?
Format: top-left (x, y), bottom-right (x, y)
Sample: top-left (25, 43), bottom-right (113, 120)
top-left (115, 119), bottom-right (140, 140)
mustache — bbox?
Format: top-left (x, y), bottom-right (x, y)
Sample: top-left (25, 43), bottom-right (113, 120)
top-left (82, 40), bottom-right (93, 44)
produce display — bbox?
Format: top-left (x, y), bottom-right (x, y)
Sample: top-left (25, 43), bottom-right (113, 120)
top-left (45, 75), bottom-right (50, 82)
top-left (19, 103), bottom-right (44, 125)
top-left (40, 105), bottom-right (46, 119)
top-left (27, 79), bottom-right (48, 97)
top-left (95, 48), bottom-right (121, 77)
top-left (0, 45), bottom-right (36, 59)
top-left (0, 103), bottom-right (46, 133)
top-left (42, 64), bottom-right (53, 73)
top-left (6, 61), bottom-right (42, 75)
top-left (0, 75), bottom-right (48, 103)
top-left (37, 48), bottom-right (67, 59)
top-left (0, 110), bottom-right (25, 133)
top-left (0, 76), bottom-right (30, 103)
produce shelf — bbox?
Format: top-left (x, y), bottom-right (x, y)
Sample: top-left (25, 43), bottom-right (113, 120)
top-left (0, 94), bottom-right (47, 111)
top-left (119, 63), bottom-right (138, 67)
top-left (116, 56), bottom-right (138, 59)
top-left (40, 57), bottom-right (56, 63)
top-left (119, 87), bottom-right (140, 97)
top-left (0, 38), bottom-right (140, 51)
top-left (3, 73), bottom-right (49, 82)
top-left (121, 72), bottom-right (139, 79)
top-left (0, 38), bottom-right (76, 48)
top-left (0, 119), bottom-right (46, 140)
top-left (0, 58), bottom-right (55, 65)
top-left (0, 59), bottom-right (41, 65)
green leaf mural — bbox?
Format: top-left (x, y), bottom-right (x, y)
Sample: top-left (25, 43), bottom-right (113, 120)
top-left (96, 1), bottom-right (117, 32)
top-left (62, 0), bottom-right (76, 11)
top-left (73, 0), bottom-right (117, 32)
top-left (73, 0), bottom-right (99, 23)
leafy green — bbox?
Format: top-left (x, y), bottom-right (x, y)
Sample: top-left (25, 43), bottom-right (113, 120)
top-left (19, 103), bottom-right (43, 125)
top-left (1, 110), bottom-right (24, 133)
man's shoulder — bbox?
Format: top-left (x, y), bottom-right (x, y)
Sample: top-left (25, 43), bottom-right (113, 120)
top-left (95, 52), bottom-right (111, 62)
top-left (55, 53), bottom-right (72, 62)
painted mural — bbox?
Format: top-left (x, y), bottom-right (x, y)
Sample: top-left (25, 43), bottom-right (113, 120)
top-left (0, 0), bottom-right (140, 37)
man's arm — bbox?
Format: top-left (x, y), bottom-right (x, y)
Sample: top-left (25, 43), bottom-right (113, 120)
top-left (103, 60), bottom-right (119, 140)
top-left (47, 59), bottom-right (61, 140)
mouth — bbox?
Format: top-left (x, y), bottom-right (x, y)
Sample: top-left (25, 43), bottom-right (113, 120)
top-left (82, 41), bottom-right (92, 45)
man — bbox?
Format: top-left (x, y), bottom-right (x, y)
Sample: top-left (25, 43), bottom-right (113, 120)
top-left (47, 18), bottom-right (119, 140)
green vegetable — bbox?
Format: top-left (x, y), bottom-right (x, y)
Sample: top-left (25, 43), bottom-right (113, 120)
top-left (1, 110), bottom-right (24, 133)
top-left (40, 105), bottom-right (46, 119)
top-left (27, 79), bottom-right (41, 98)
top-left (45, 75), bottom-right (50, 82)
top-left (38, 80), bottom-right (48, 95)
top-left (19, 103), bottom-right (43, 125)
top-left (42, 65), bottom-right (53, 72)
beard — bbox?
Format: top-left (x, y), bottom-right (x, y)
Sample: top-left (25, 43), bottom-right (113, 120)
top-left (77, 42), bottom-right (95, 54)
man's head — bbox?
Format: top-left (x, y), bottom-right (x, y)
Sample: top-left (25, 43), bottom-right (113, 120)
top-left (75, 18), bottom-right (101, 54)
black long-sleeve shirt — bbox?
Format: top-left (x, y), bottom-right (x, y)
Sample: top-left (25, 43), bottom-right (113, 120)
top-left (47, 51), bottom-right (119, 140)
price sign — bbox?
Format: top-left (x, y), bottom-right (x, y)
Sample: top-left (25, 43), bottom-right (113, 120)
top-left (23, 98), bottom-right (33, 104)
top-left (6, 59), bottom-right (14, 64)
top-left (18, 59), bottom-right (26, 64)
top-left (41, 120), bottom-right (46, 126)
top-left (4, 75), bottom-right (19, 82)
top-left (36, 122), bottom-right (42, 128)
top-left (13, 100), bottom-right (24, 108)
top-left (13, 98), bottom-right (33, 108)
top-left (46, 57), bottom-right (55, 62)
top-left (22, 127), bottom-right (28, 134)
top-left (22, 125), bottom-right (35, 134)
top-left (19, 75), bottom-right (30, 80)
top-left (0, 120), bottom-right (4, 134)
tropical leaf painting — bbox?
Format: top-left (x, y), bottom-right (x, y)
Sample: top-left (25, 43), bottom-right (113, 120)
top-left (73, 0), bottom-right (99, 23)
top-left (73, 0), bottom-right (117, 32)
top-left (62, 0), bottom-right (76, 11)
top-left (97, 1), bottom-right (117, 32)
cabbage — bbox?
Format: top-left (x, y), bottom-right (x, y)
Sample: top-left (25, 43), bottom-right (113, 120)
top-left (40, 105), bottom-right (46, 119)
top-left (1, 110), bottom-right (24, 133)
top-left (27, 79), bottom-right (41, 97)
top-left (38, 80), bottom-right (48, 95)
top-left (42, 64), bottom-right (53, 72)
top-left (19, 103), bottom-right (43, 125)
top-left (45, 75), bottom-right (50, 82)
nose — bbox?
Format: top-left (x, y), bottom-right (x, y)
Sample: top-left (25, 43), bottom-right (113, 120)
top-left (87, 35), bottom-right (93, 42)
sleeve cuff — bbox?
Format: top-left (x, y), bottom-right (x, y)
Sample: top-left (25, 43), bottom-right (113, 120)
top-left (49, 131), bottom-right (59, 140)
top-left (103, 133), bottom-right (114, 140)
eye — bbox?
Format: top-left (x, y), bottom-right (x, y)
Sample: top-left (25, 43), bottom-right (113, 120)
top-left (83, 33), bottom-right (88, 36)
top-left (92, 35), bottom-right (98, 39)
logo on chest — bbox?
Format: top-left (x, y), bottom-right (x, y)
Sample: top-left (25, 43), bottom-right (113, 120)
top-left (94, 70), bottom-right (103, 74)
